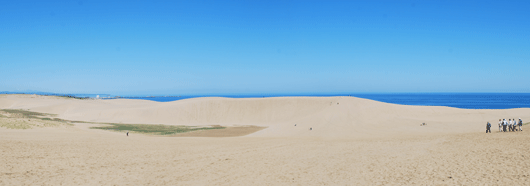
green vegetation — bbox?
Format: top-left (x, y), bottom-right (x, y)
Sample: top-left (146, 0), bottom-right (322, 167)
top-left (0, 109), bottom-right (68, 129)
top-left (90, 124), bottom-right (225, 135)
top-left (0, 120), bottom-right (35, 129)
top-left (0, 109), bottom-right (225, 135)
top-left (56, 95), bottom-right (89, 99)
top-left (1, 109), bottom-right (66, 122)
top-left (0, 120), bottom-right (62, 129)
top-left (1, 109), bottom-right (54, 118)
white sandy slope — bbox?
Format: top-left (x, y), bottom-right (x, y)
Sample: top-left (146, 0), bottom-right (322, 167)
top-left (3, 94), bottom-right (530, 185)
top-left (1, 94), bottom-right (528, 139)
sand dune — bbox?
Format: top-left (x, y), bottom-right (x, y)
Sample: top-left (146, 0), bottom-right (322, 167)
top-left (1, 94), bottom-right (528, 138)
top-left (1, 94), bottom-right (530, 185)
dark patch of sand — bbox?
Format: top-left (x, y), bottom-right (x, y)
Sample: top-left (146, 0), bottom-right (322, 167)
top-left (171, 126), bottom-right (266, 137)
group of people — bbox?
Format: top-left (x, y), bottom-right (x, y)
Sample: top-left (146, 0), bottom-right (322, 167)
top-left (486, 118), bottom-right (523, 133)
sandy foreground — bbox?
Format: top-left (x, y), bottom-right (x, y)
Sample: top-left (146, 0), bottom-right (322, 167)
top-left (1, 94), bottom-right (530, 185)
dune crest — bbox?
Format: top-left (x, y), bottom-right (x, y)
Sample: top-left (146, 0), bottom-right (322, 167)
top-left (1, 94), bottom-right (528, 138)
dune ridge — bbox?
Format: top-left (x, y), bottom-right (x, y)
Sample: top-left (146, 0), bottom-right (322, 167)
top-left (1, 94), bottom-right (528, 138)
top-left (2, 94), bottom-right (530, 185)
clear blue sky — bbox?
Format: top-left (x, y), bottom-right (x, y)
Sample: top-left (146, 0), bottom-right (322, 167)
top-left (1, 0), bottom-right (529, 95)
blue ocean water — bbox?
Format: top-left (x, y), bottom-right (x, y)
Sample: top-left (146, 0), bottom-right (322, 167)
top-left (351, 93), bottom-right (530, 109)
top-left (120, 93), bottom-right (530, 109)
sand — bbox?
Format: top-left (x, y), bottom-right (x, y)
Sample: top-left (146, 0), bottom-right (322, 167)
top-left (1, 94), bottom-right (529, 185)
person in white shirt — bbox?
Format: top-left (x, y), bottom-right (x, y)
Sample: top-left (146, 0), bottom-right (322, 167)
top-left (503, 119), bottom-right (507, 132)
top-left (519, 118), bottom-right (523, 131)
top-left (508, 119), bottom-right (513, 132)
top-left (512, 118), bottom-right (517, 131)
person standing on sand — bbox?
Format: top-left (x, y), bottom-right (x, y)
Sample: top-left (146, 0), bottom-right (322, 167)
top-left (499, 119), bottom-right (502, 132)
top-left (508, 119), bottom-right (513, 132)
top-left (127, 131), bottom-right (129, 136)
top-left (519, 118), bottom-right (523, 131)
top-left (503, 119), bottom-right (507, 132)
top-left (486, 122), bottom-right (491, 133)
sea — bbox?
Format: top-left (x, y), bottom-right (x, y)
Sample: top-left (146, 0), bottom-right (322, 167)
top-left (119, 93), bottom-right (530, 110)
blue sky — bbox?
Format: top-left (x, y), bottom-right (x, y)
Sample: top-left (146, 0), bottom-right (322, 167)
top-left (1, 0), bottom-right (529, 95)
